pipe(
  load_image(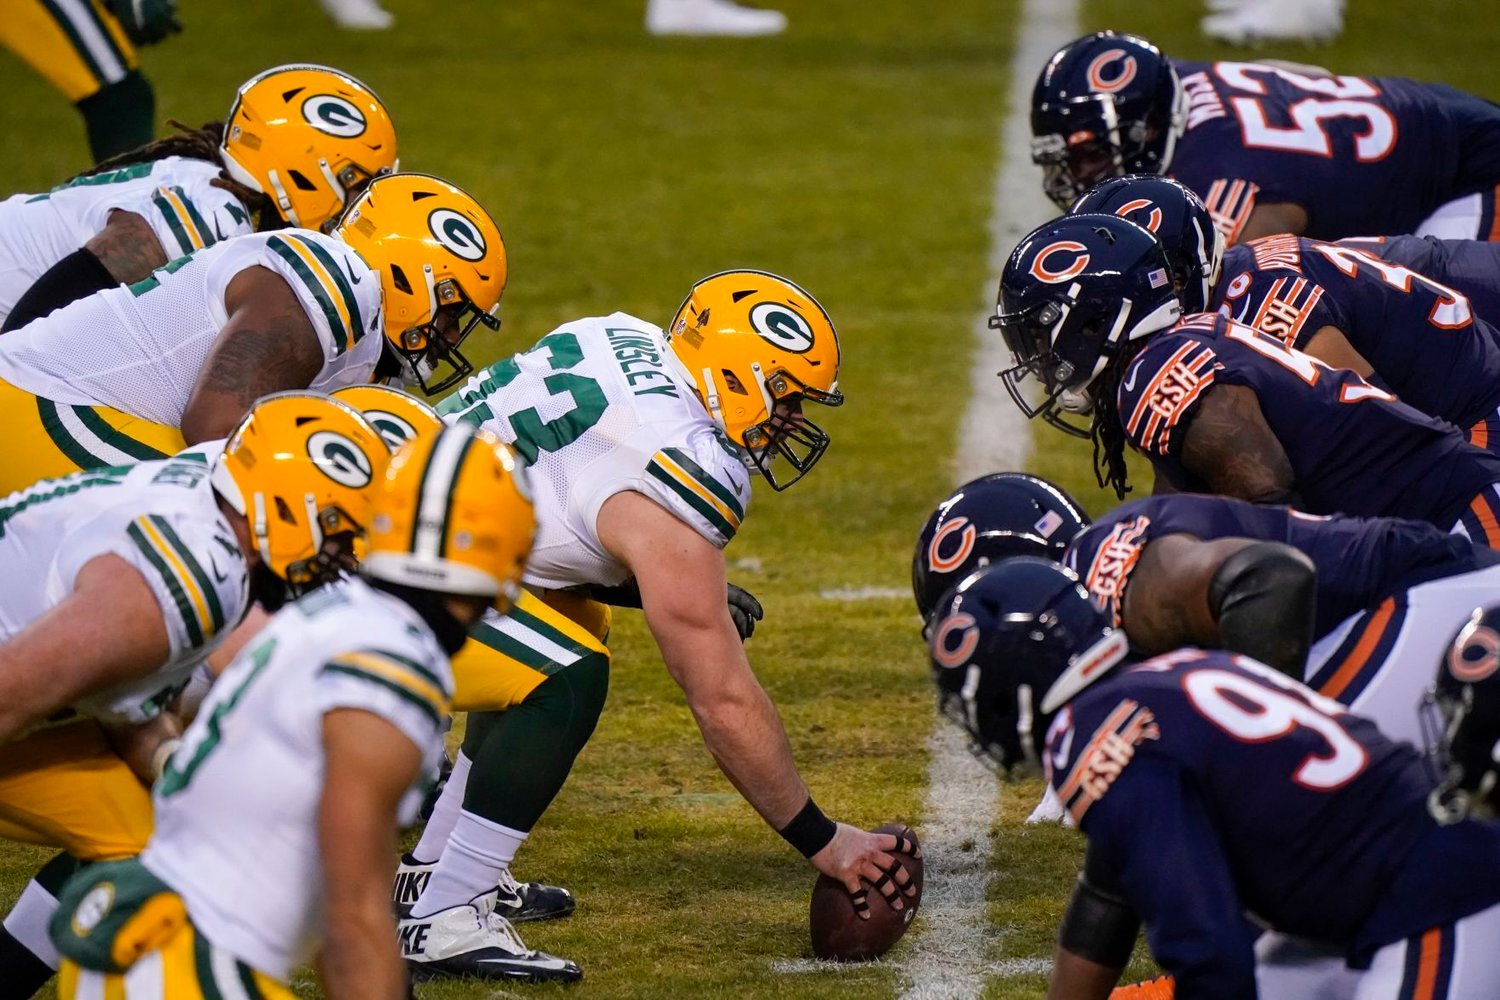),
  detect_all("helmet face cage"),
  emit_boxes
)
[992,293,1106,439]
[740,367,844,491]
[394,289,500,396]
[1425,610,1500,823]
